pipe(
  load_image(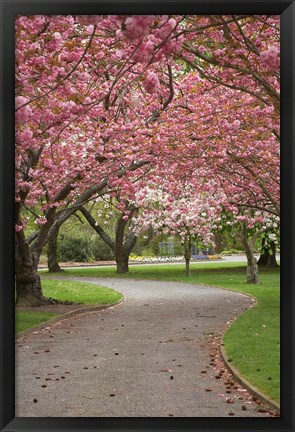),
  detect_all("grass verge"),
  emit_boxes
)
[16,279,124,333]
[42,262,280,403]
[42,279,123,305]
[16,311,58,333]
